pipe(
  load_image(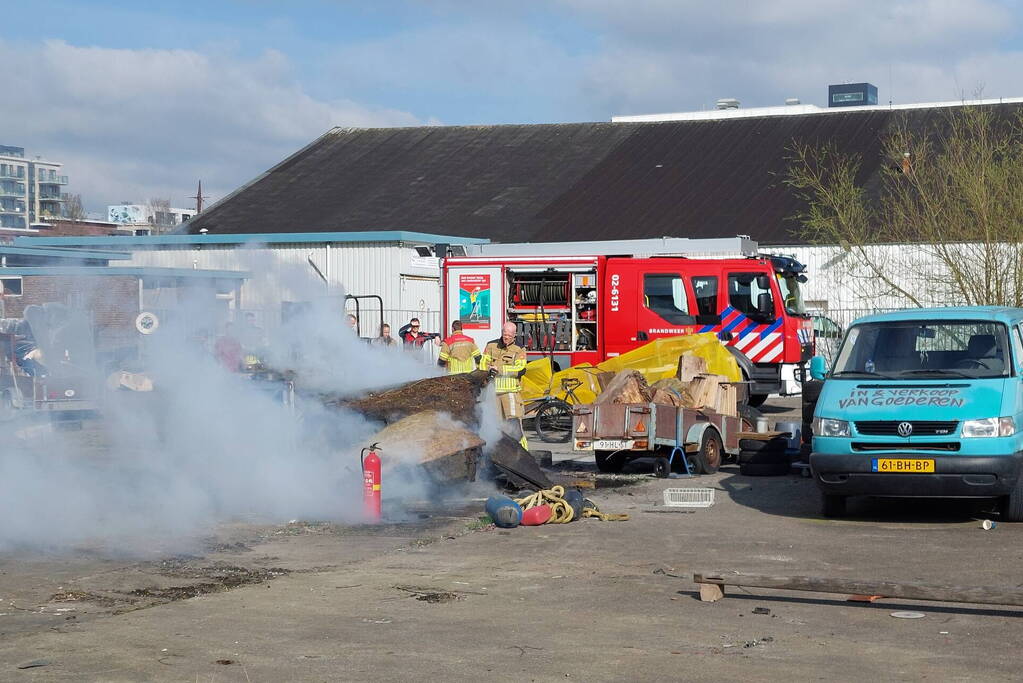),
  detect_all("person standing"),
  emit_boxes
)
[374,323,397,347]
[438,320,481,374]
[214,322,243,372]
[480,321,528,449]
[398,317,440,348]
